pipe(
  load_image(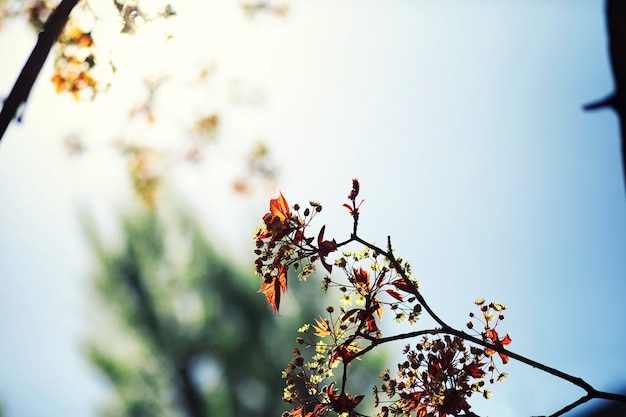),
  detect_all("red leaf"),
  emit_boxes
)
[485,328,512,364]
[485,328,498,342]
[386,289,404,301]
[358,308,379,333]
